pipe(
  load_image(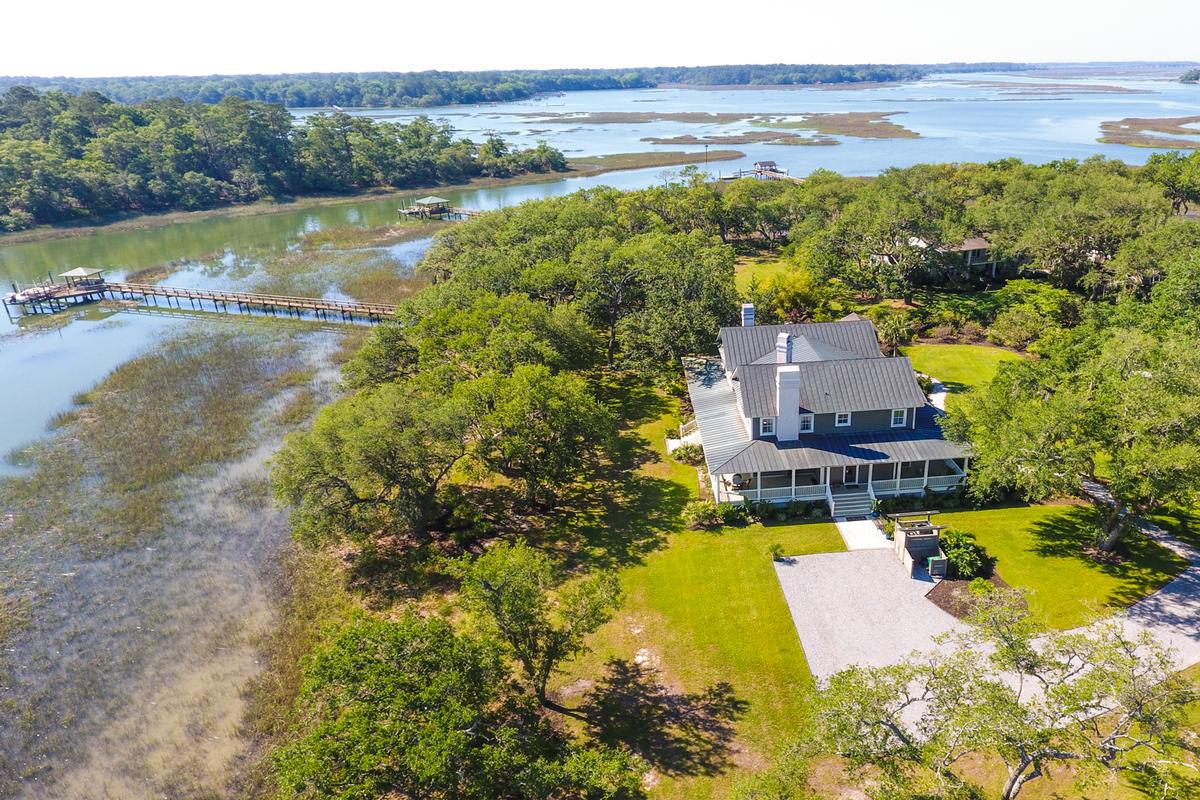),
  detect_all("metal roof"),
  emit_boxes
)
[734,357,928,417]
[748,334,860,365]
[687,358,967,475]
[710,409,969,474]
[58,267,104,278]
[684,357,753,475]
[718,320,882,371]
[414,195,449,205]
